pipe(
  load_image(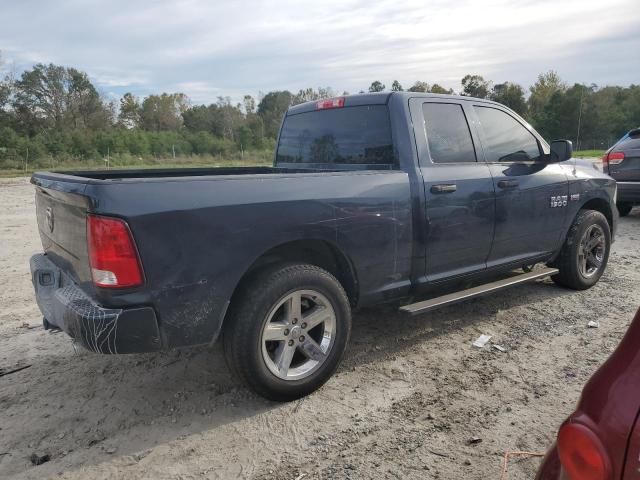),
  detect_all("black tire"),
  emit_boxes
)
[222,263,351,401]
[617,203,633,217]
[551,209,611,290]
